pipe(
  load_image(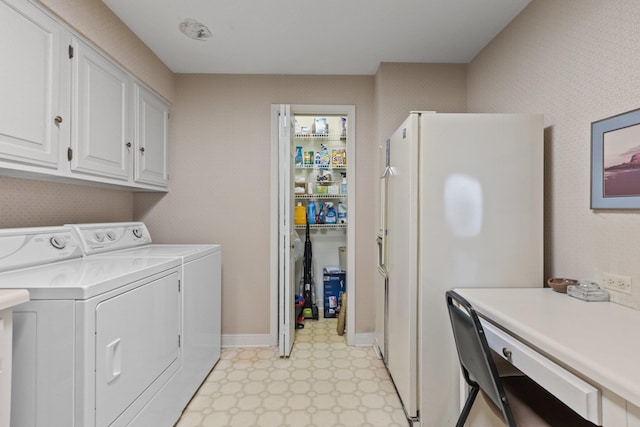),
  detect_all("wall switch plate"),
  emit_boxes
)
[602,272,632,295]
